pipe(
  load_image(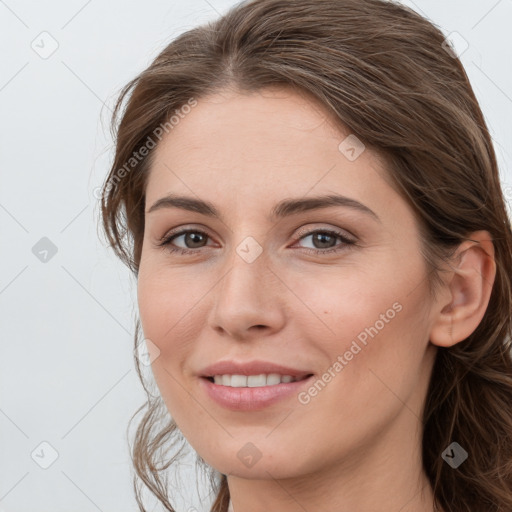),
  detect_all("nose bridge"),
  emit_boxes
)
[217,243,272,310]
[208,241,285,337]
